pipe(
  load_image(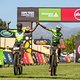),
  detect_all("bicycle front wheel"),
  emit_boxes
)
[14,52,23,75]
[19,66,23,75]
[51,55,57,76]
[14,53,19,75]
